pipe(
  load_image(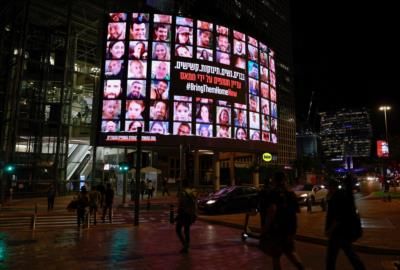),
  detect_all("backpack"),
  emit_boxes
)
[179,191,198,224]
